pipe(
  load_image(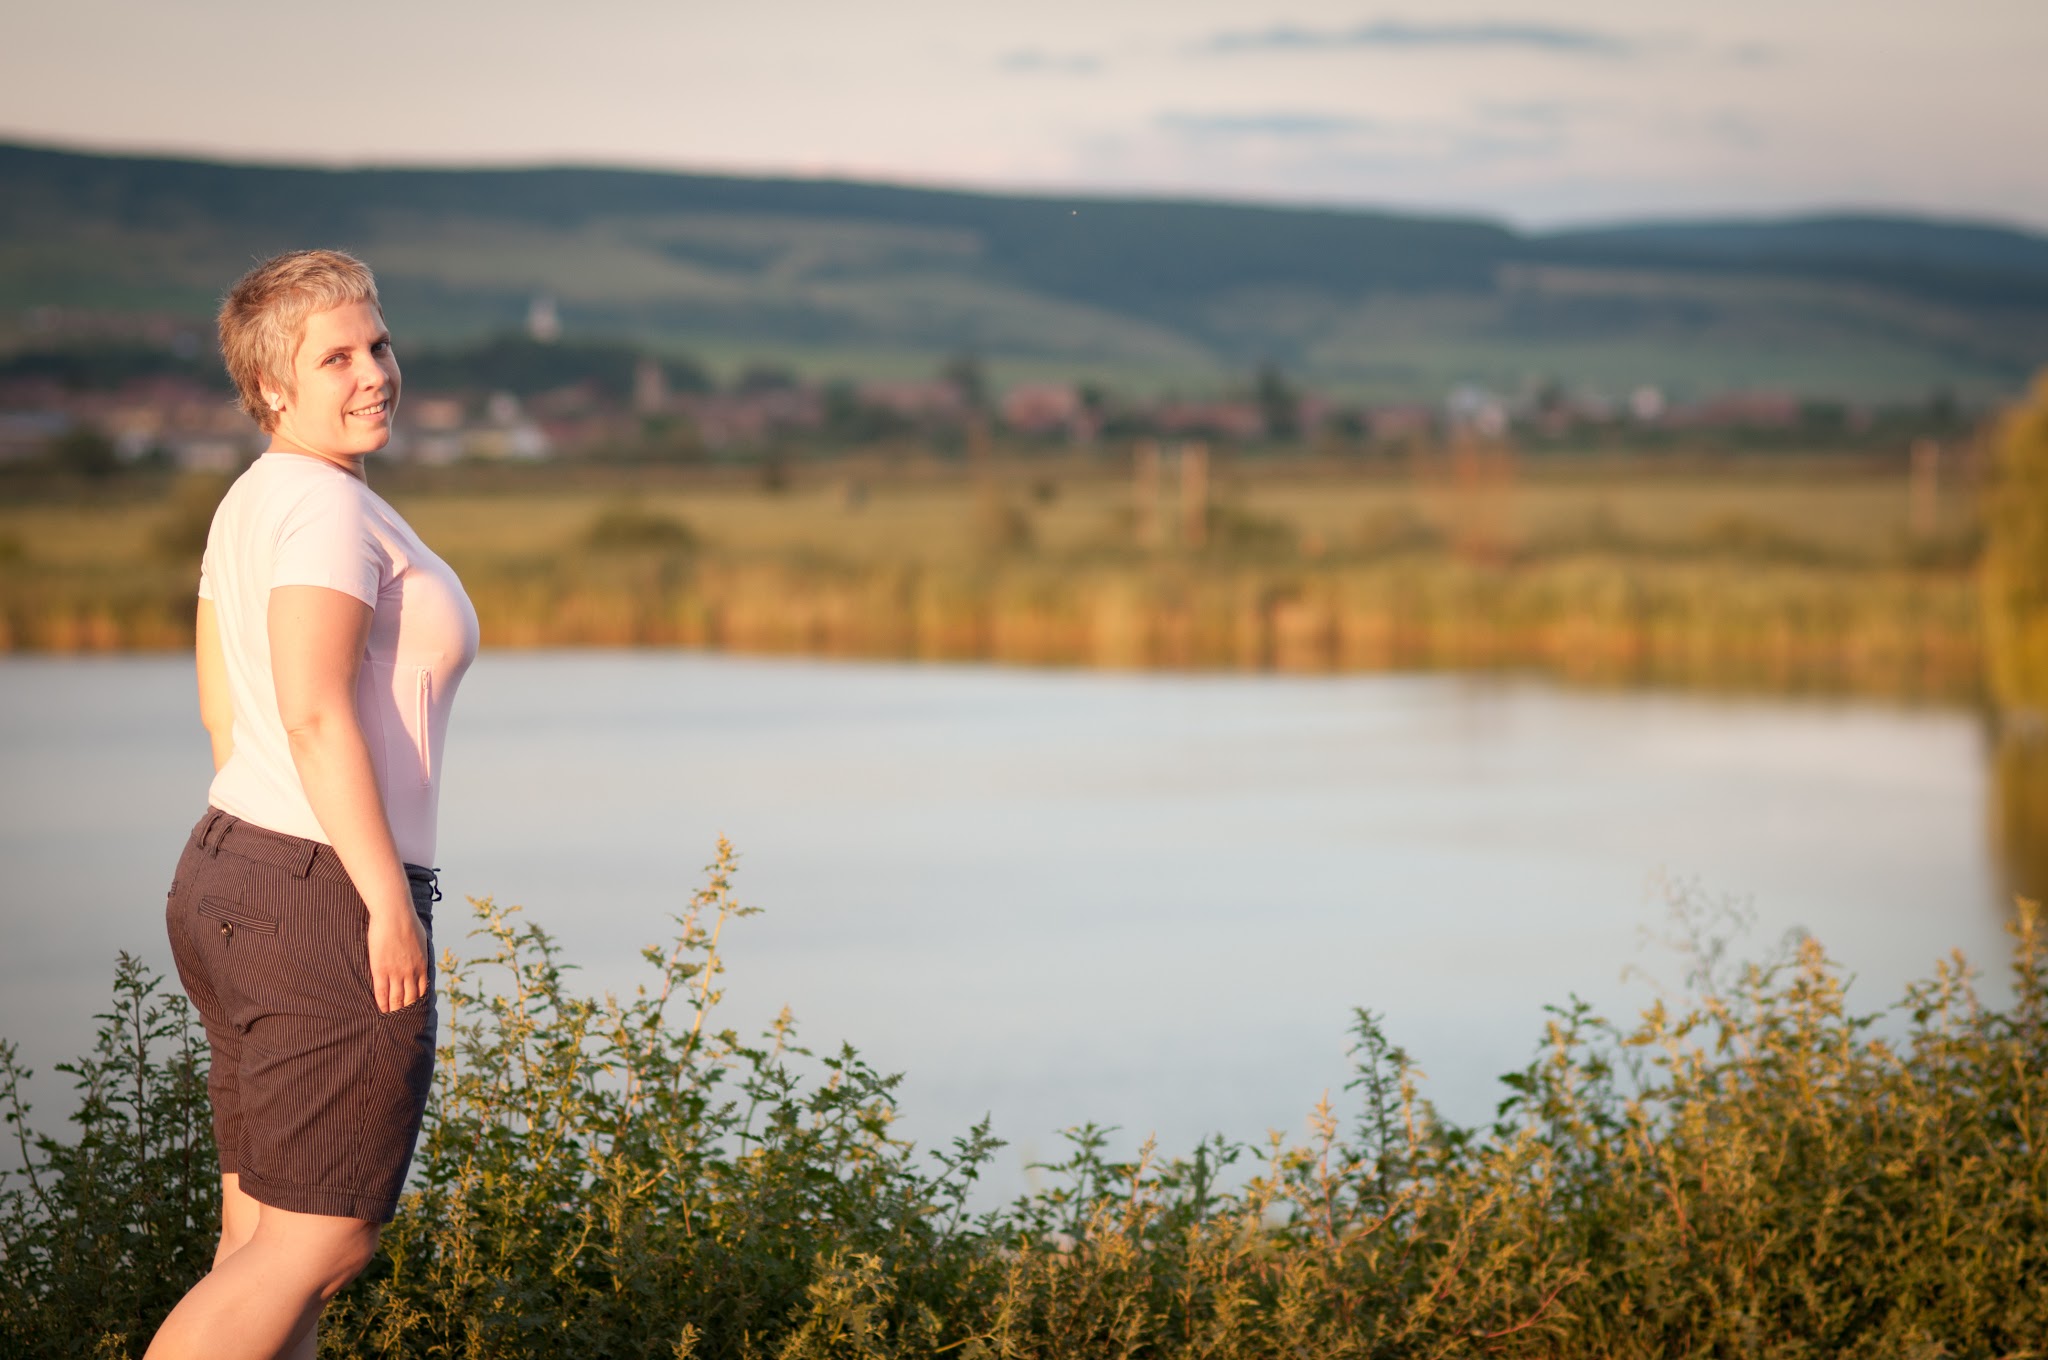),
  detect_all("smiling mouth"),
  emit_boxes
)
[349,400,389,417]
